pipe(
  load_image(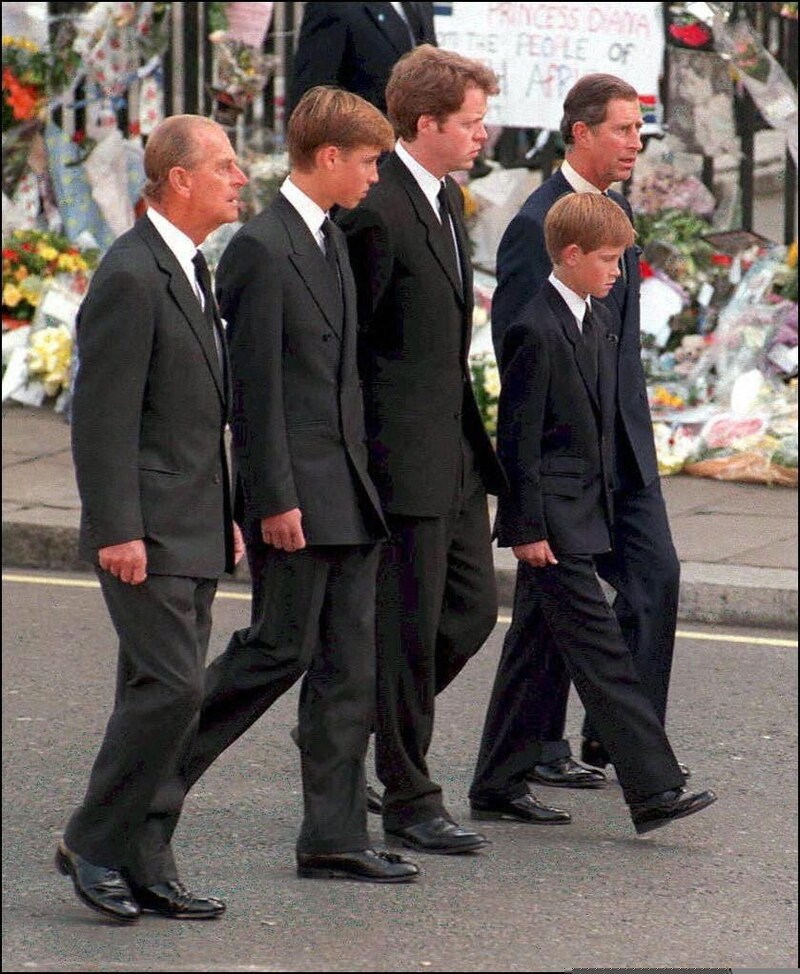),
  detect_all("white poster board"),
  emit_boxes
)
[433,2,665,130]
